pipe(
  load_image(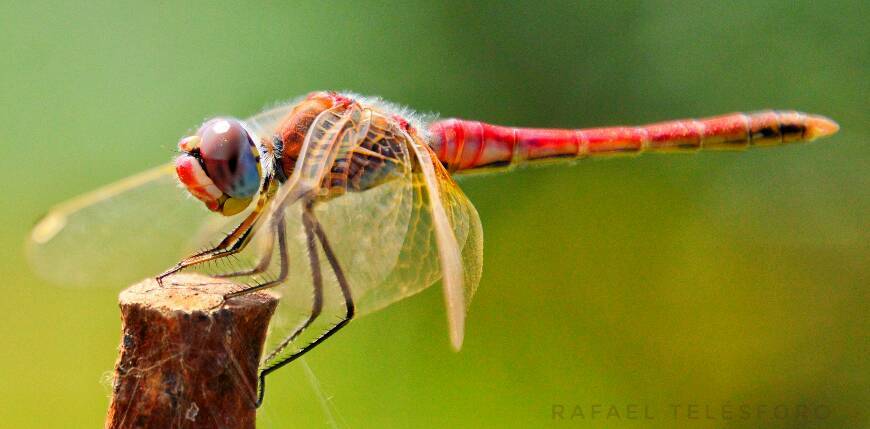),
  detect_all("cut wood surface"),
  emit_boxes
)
[105,273,278,429]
